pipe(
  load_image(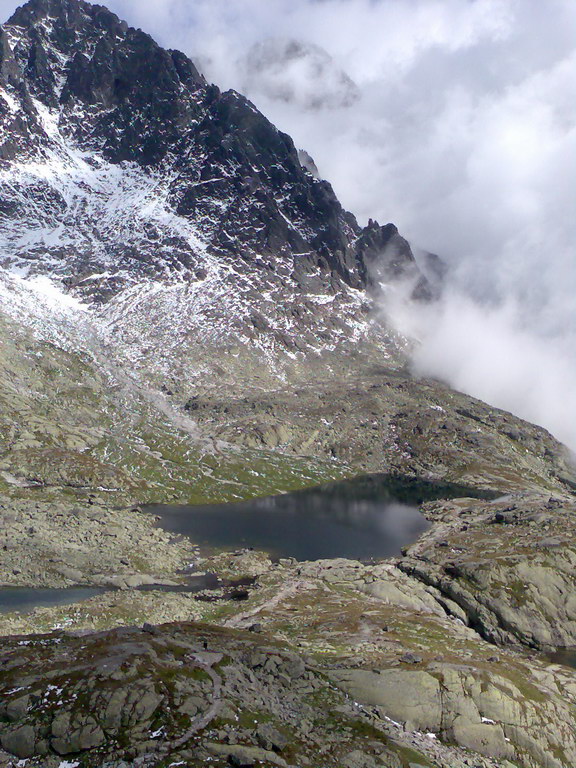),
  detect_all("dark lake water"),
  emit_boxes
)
[0,573,222,613]
[0,574,222,615]
[545,649,576,669]
[148,474,494,562]
[0,476,494,615]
